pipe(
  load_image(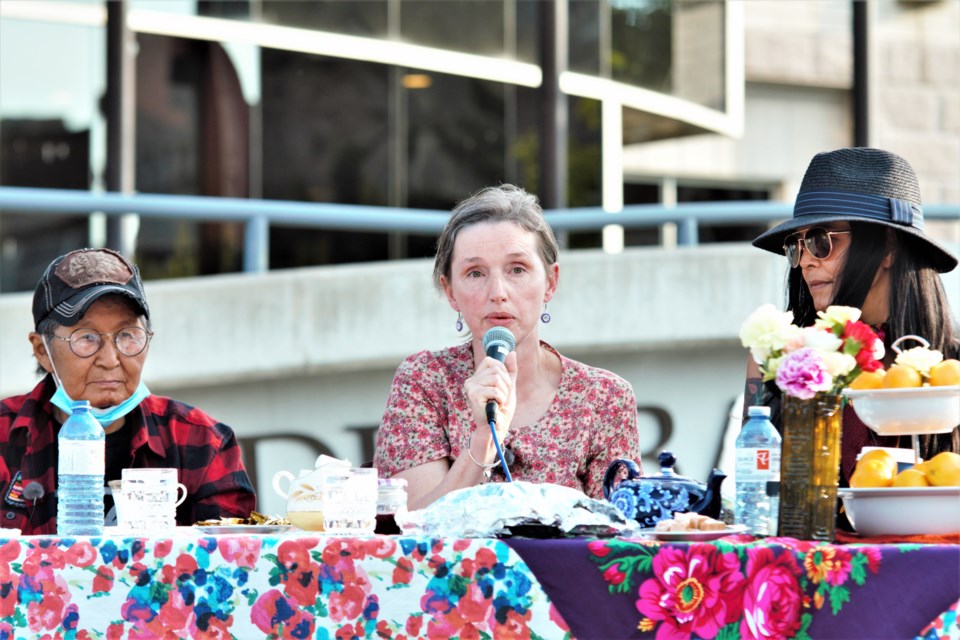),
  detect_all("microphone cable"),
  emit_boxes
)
[489,419,513,482]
